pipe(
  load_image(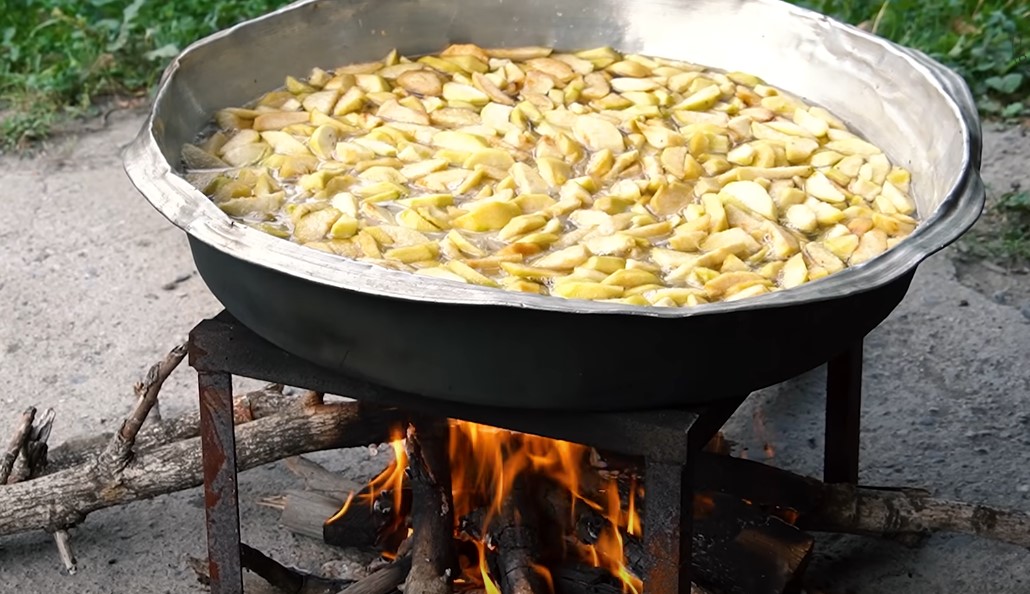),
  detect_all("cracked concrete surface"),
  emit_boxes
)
[0,110,1027,593]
